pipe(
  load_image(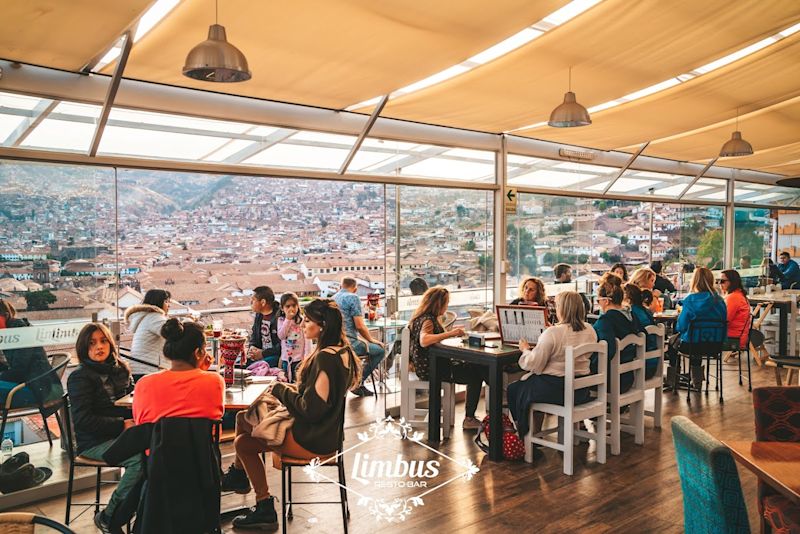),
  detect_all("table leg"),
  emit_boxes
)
[428,353,442,445]
[488,361,503,461]
[779,304,788,357]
